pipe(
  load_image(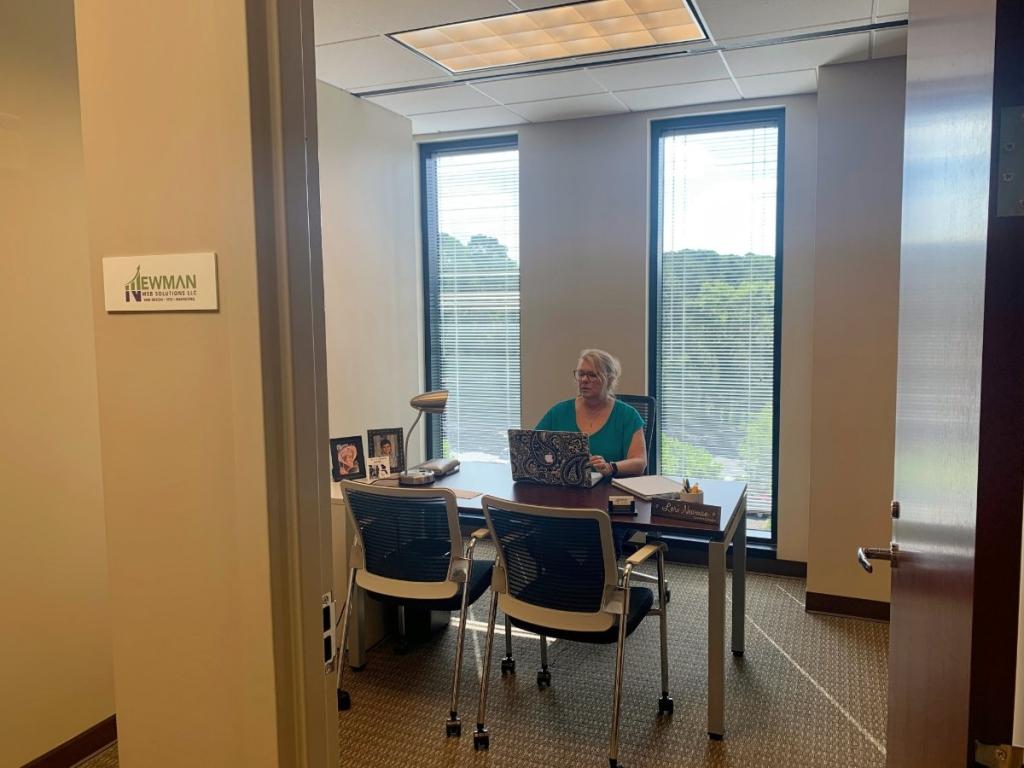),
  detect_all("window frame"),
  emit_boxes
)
[648,109,785,544]
[419,134,521,460]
